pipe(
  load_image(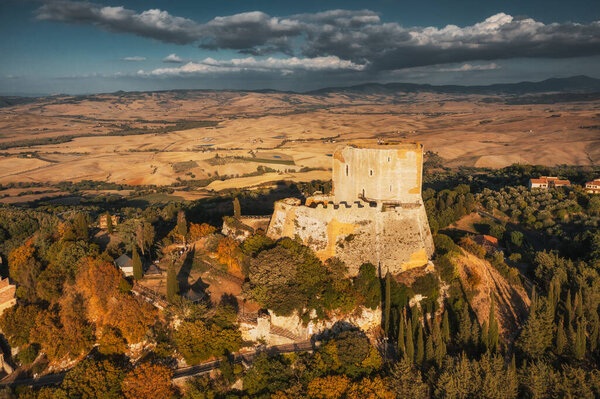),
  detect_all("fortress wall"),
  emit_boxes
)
[332,143,423,203]
[267,200,434,276]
